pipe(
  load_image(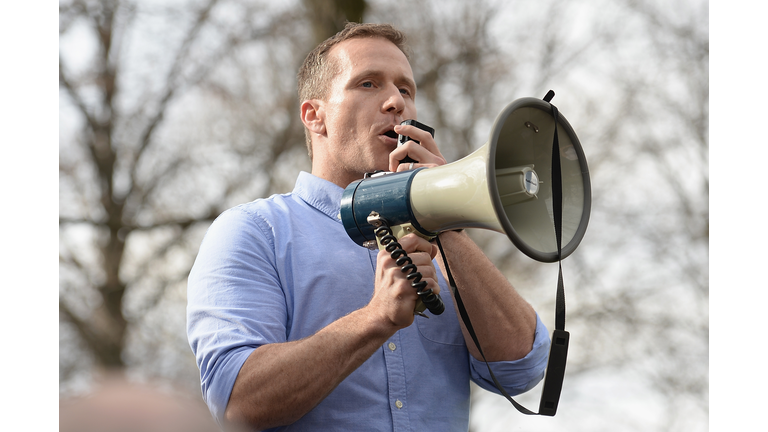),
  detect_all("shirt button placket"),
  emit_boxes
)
[383,332,410,431]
